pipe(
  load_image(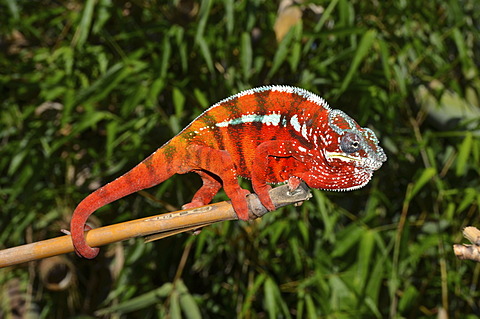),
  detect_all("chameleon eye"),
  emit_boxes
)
[340,132,362,154]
